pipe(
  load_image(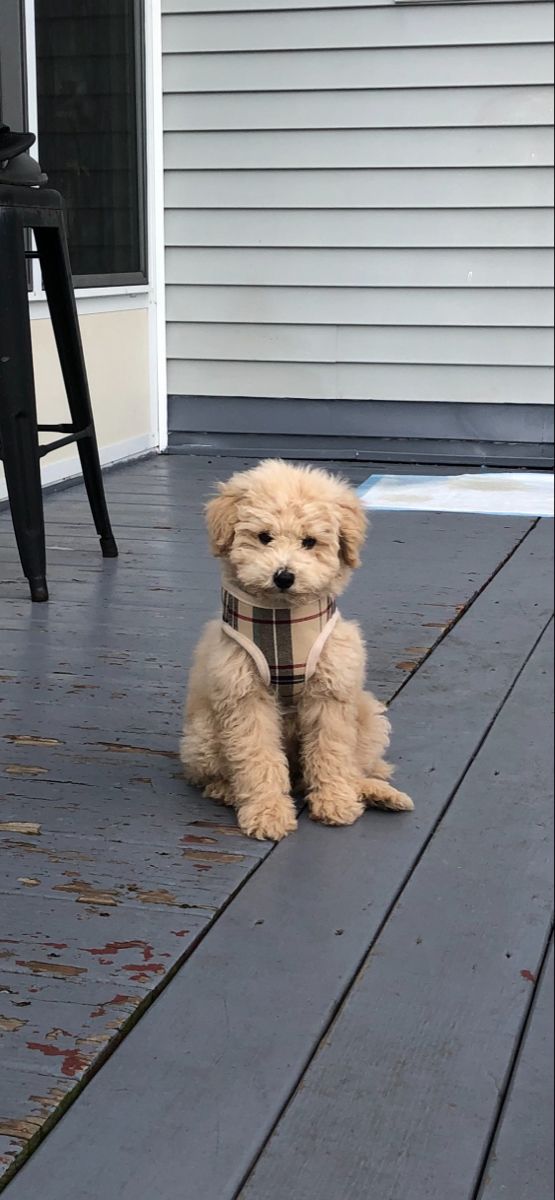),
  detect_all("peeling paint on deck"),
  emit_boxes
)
[0,823,41,835]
